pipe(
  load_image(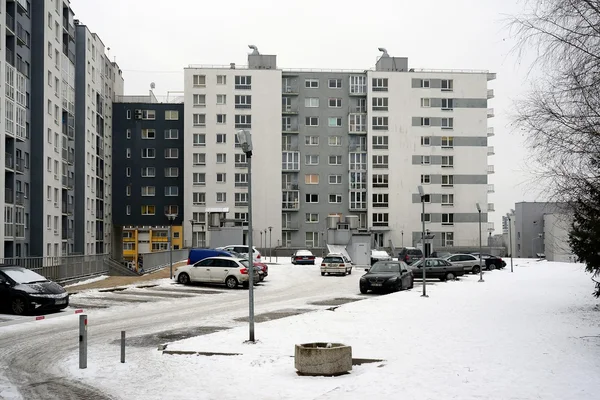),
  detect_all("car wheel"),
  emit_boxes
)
[360,286,368,294]
[11,296,29,315]
[472,266,481,274]
[395,281,403,292]
[321,272,325,276]
[347,268,352,275]
[178,273,190,285]
[225,276,238,289]
[446,272,455,281]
